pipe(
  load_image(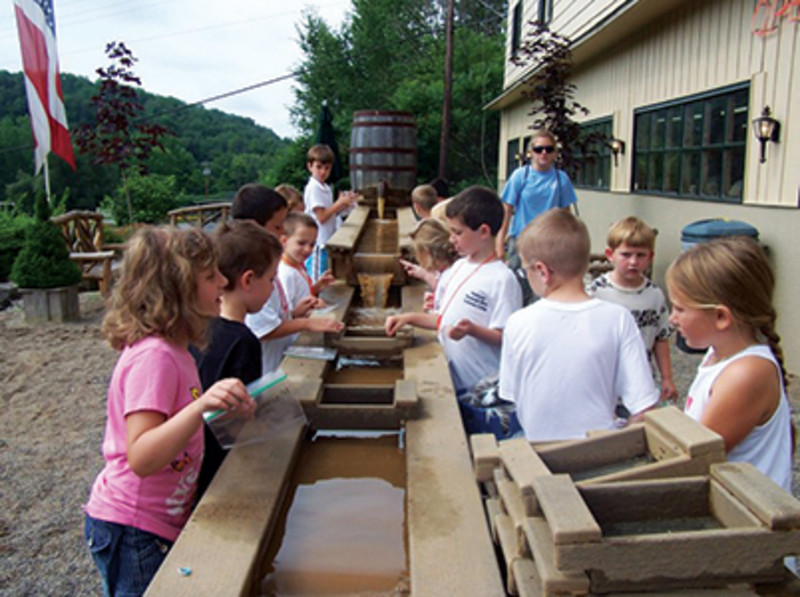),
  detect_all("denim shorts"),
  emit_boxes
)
[84,514,172,597]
